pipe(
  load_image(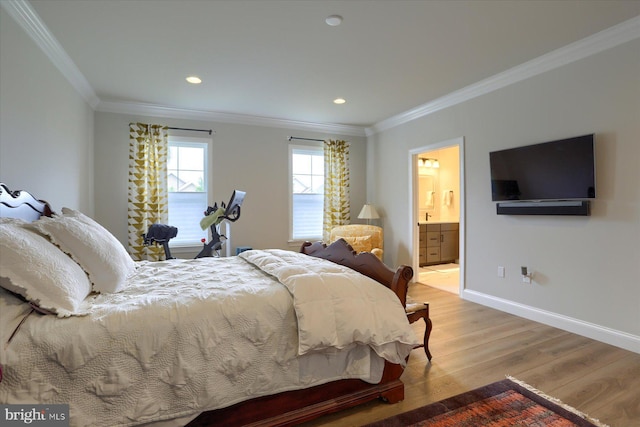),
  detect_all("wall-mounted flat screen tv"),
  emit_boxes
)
[490,134,595,202]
